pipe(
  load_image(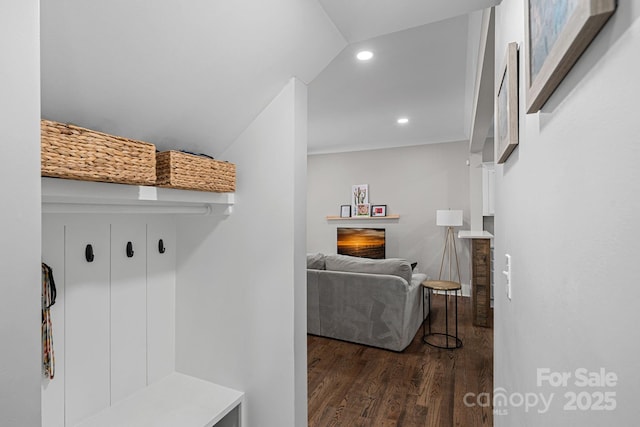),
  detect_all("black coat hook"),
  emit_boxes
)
[85,244,94,263]
[158,239,166,254]
[126,241,134,258]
